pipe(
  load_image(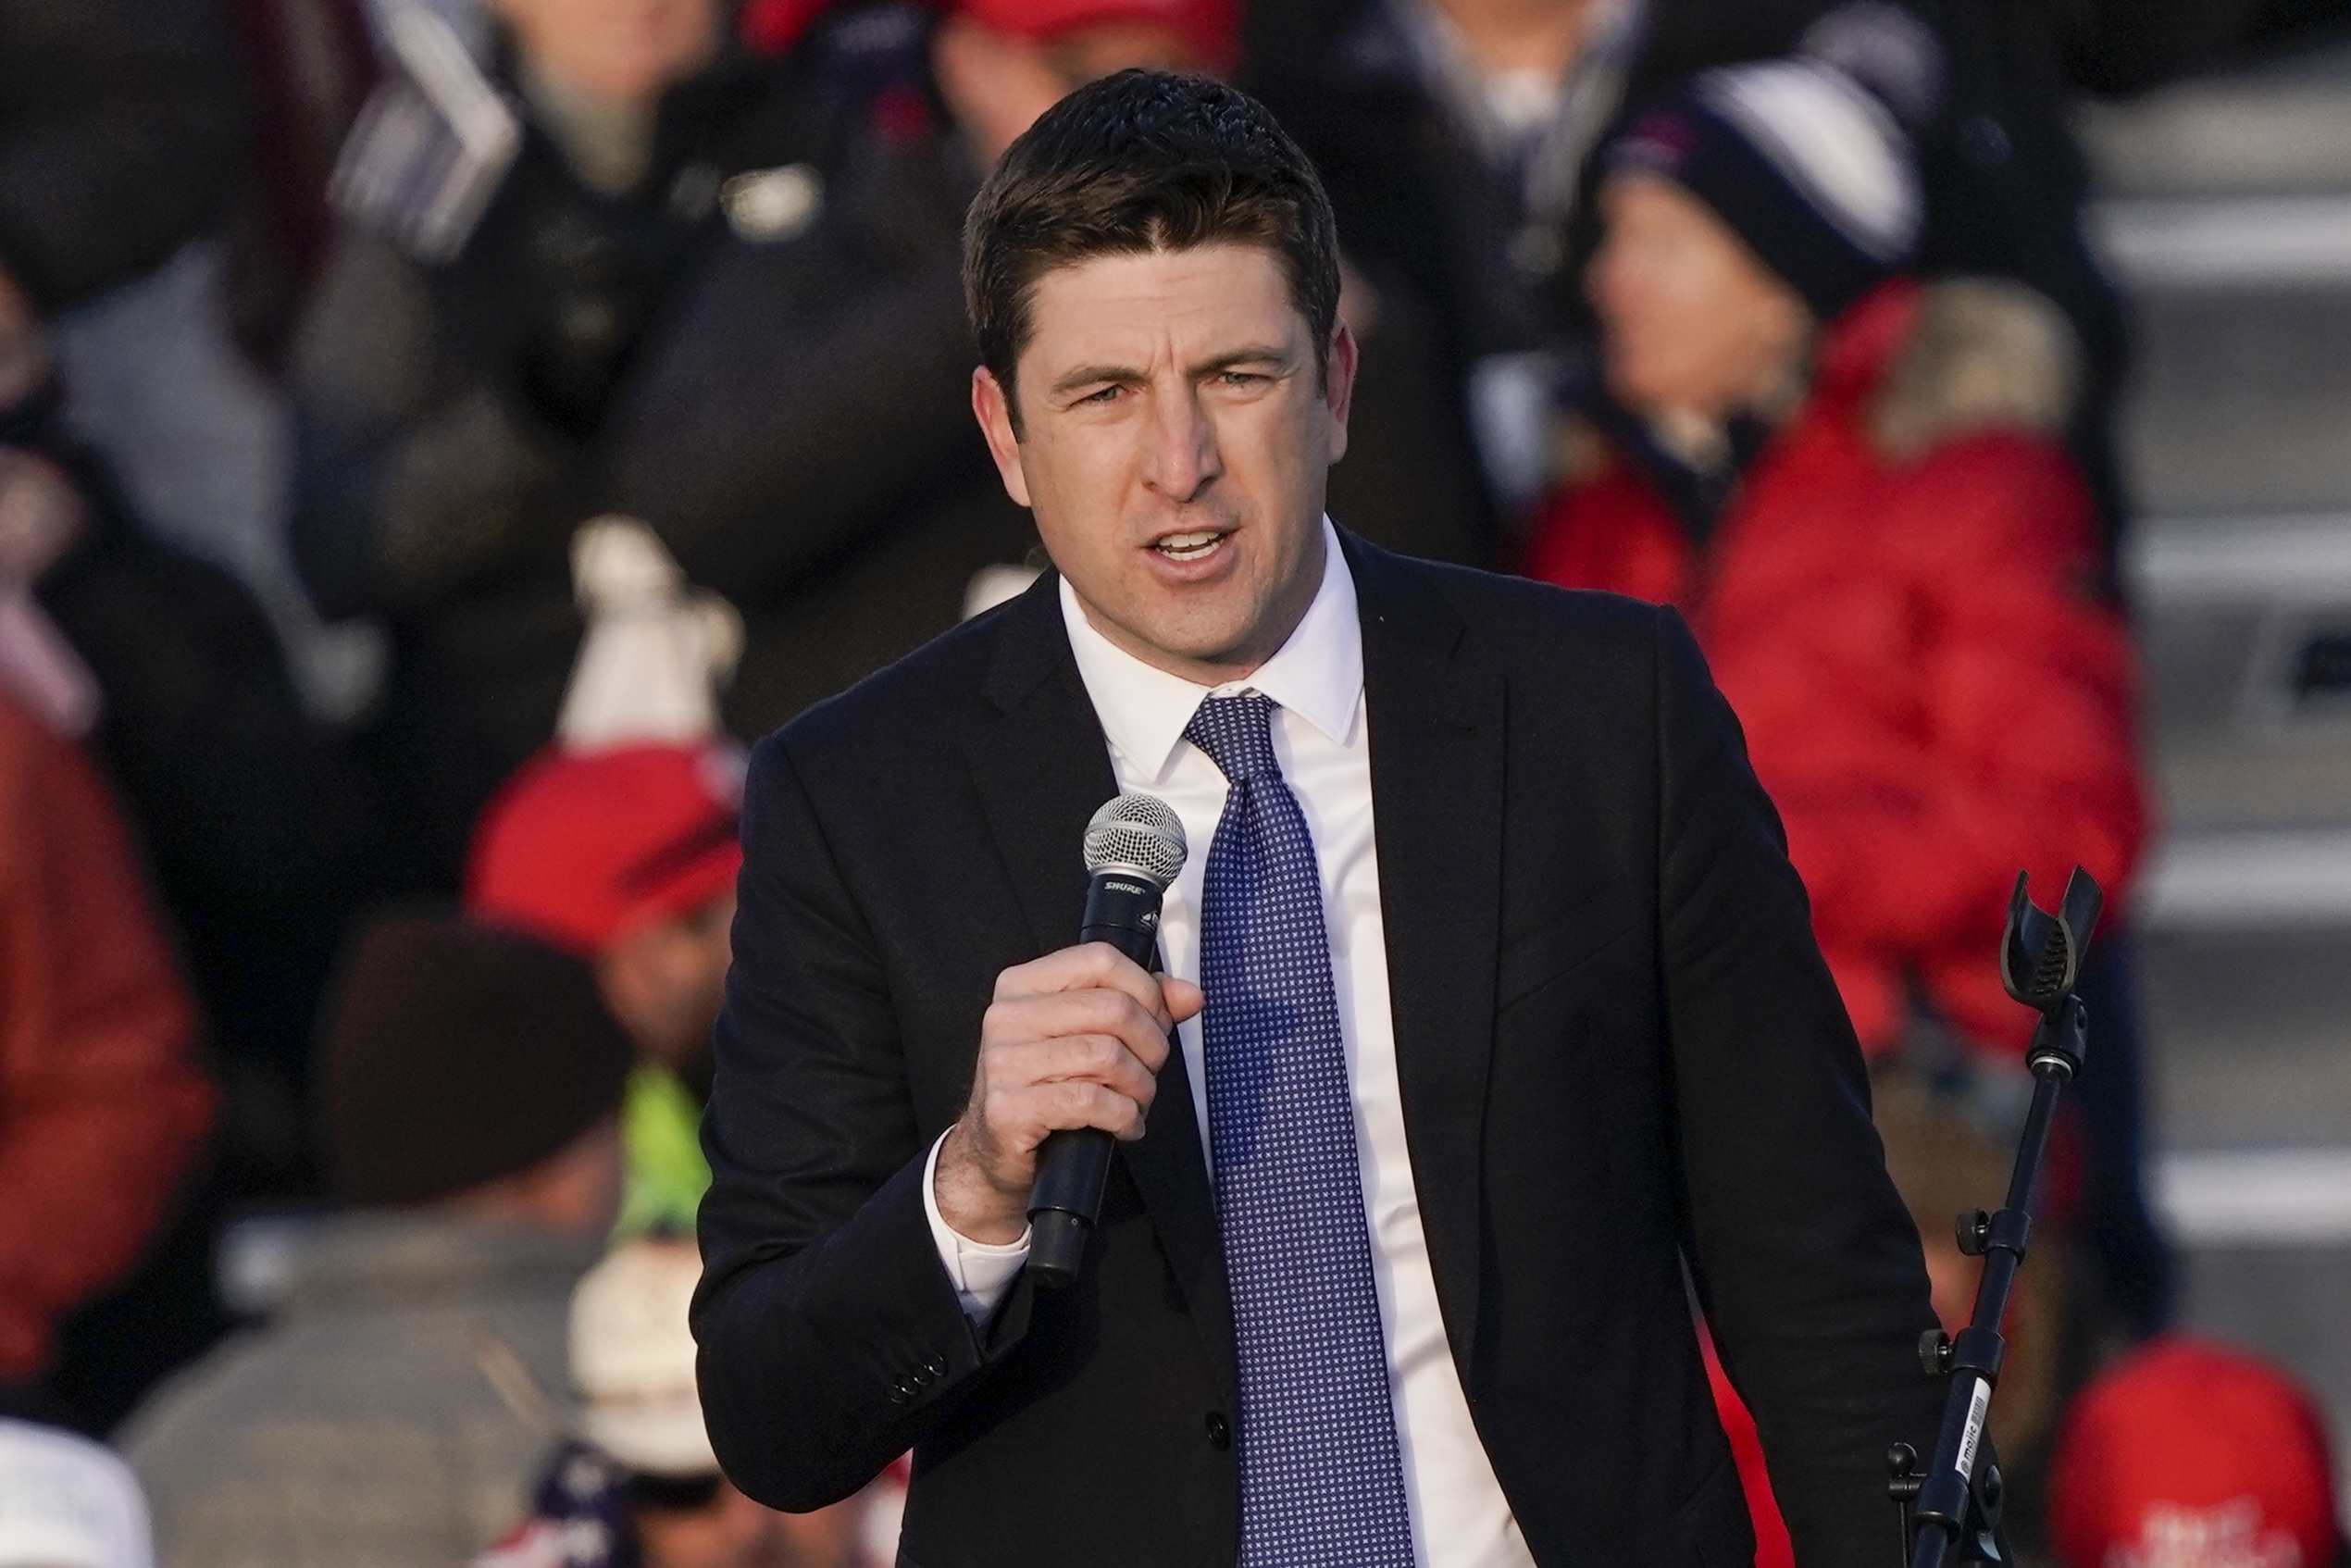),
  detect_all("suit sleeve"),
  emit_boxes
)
[693,735,1036,1511]
[1648,604,1946,1568]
